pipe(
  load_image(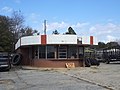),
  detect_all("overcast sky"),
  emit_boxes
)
[0,0,120,43]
